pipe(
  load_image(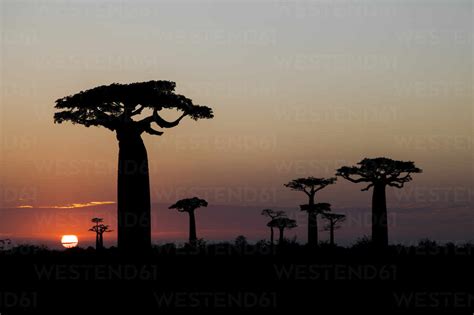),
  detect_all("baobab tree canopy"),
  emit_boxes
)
[54,80,214,132]
[336,157,422,191]
[261,209,286,219]
[284,177,336,195]
[300,202,331,213]
[322,212,346,223]
[267,217,297,230]
[169,197,208,212]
